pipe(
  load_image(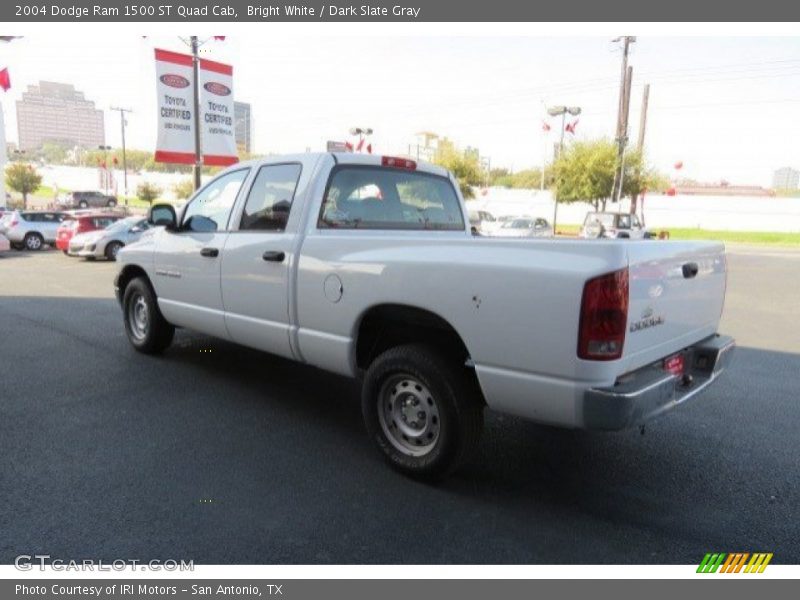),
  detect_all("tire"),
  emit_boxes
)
[361,343,483,480]
[107,199,117,208]
[105,241,123,261]
[62,250,69,255]
[122,277,175,354]
[24,232,44,251]
[79,200,88,208]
